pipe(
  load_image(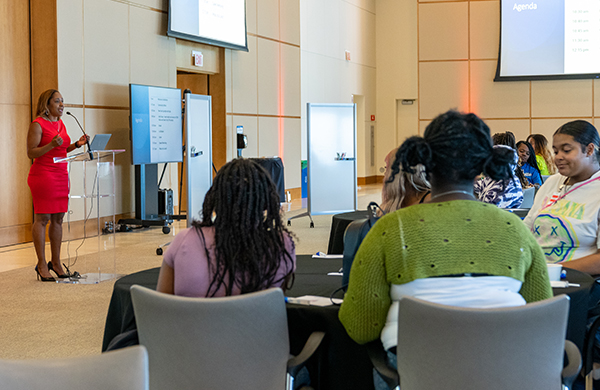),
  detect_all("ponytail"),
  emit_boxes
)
[389,136,433,184]
[482,145,516,182]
